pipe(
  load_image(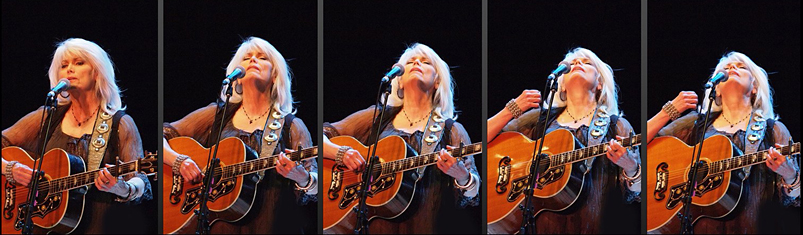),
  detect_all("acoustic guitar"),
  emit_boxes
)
[487,130,641,234]
[646,135,800,233]
[162,136,317,234]
[322,135,482,234]
[1,147,157,234]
